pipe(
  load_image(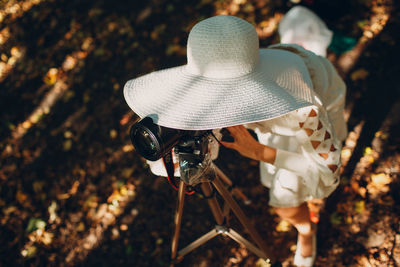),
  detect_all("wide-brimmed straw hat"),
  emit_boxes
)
[124,15,314,130]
